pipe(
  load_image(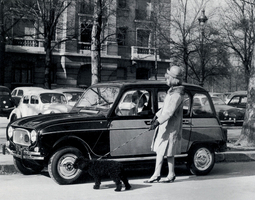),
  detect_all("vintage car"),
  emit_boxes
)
[53,87,84,106]
[227,91,247,109]
[4,81,227,185]
[191,95,245,125]
[8,89,72,122]
[0,86,16,118]
[11,86,44,106]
